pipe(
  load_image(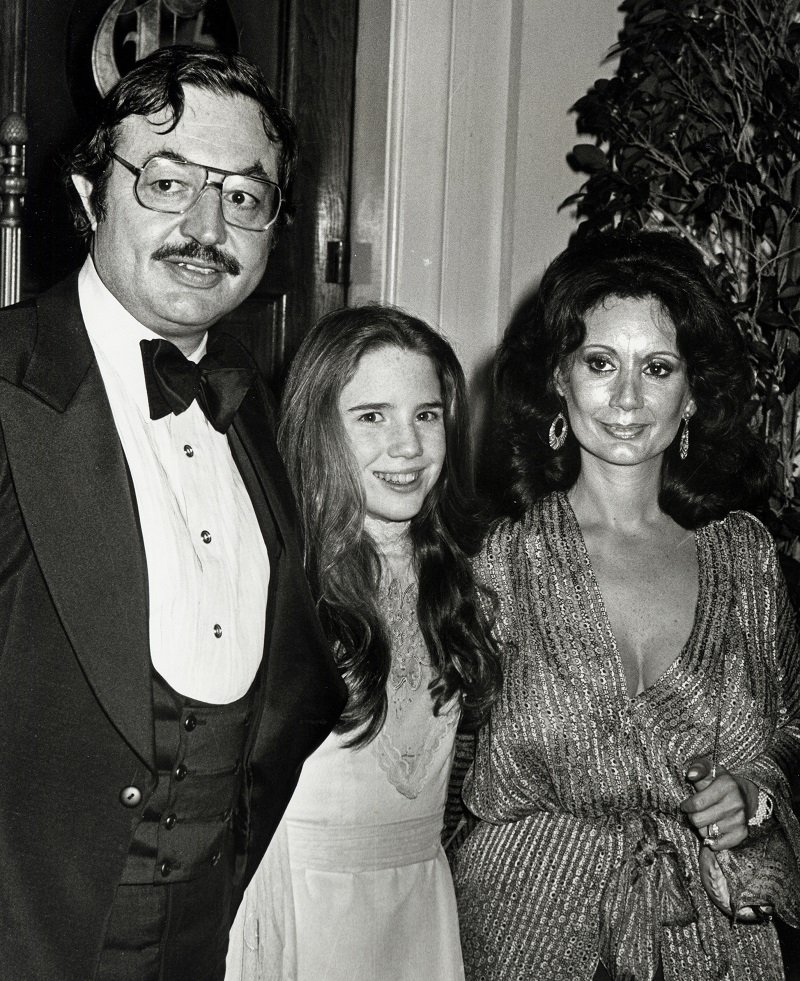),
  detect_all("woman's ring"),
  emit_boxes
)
[709,822,720,839]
